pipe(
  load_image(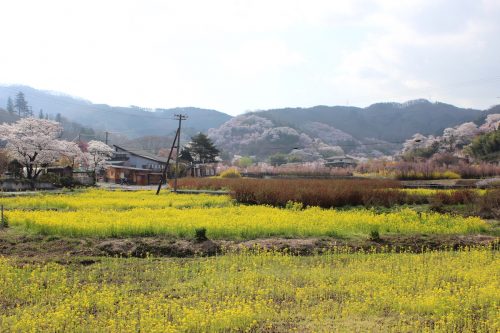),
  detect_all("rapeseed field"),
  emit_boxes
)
[2,190,489,238]
[0,249,497,332]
